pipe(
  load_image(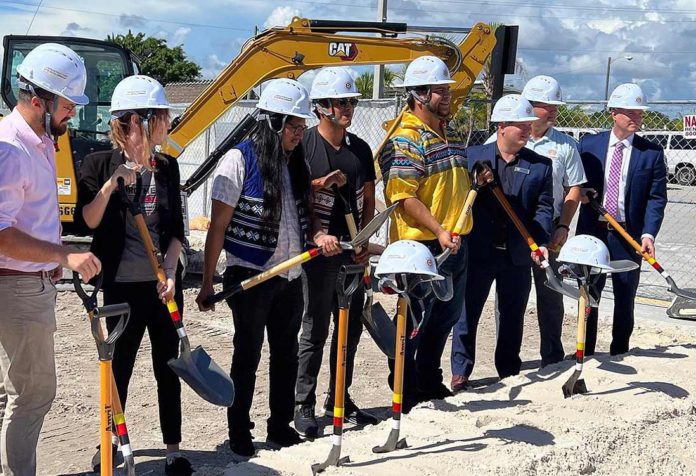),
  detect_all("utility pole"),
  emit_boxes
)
[373,0,387,99]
